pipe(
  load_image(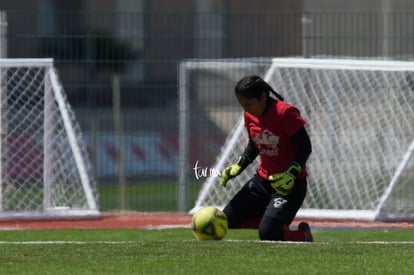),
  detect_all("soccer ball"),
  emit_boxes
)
[191,206,228,240]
